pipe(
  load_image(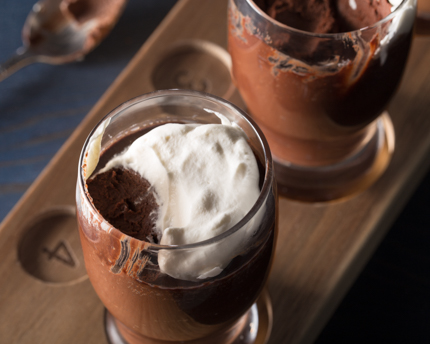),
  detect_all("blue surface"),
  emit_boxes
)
[0,1,429,343]
[0,0,177,220]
